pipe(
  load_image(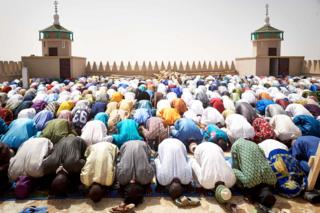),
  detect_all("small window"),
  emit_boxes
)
[43,42,46,47]
[268,48,277,56]
[49,48,58,56]
[62,41,66,49]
